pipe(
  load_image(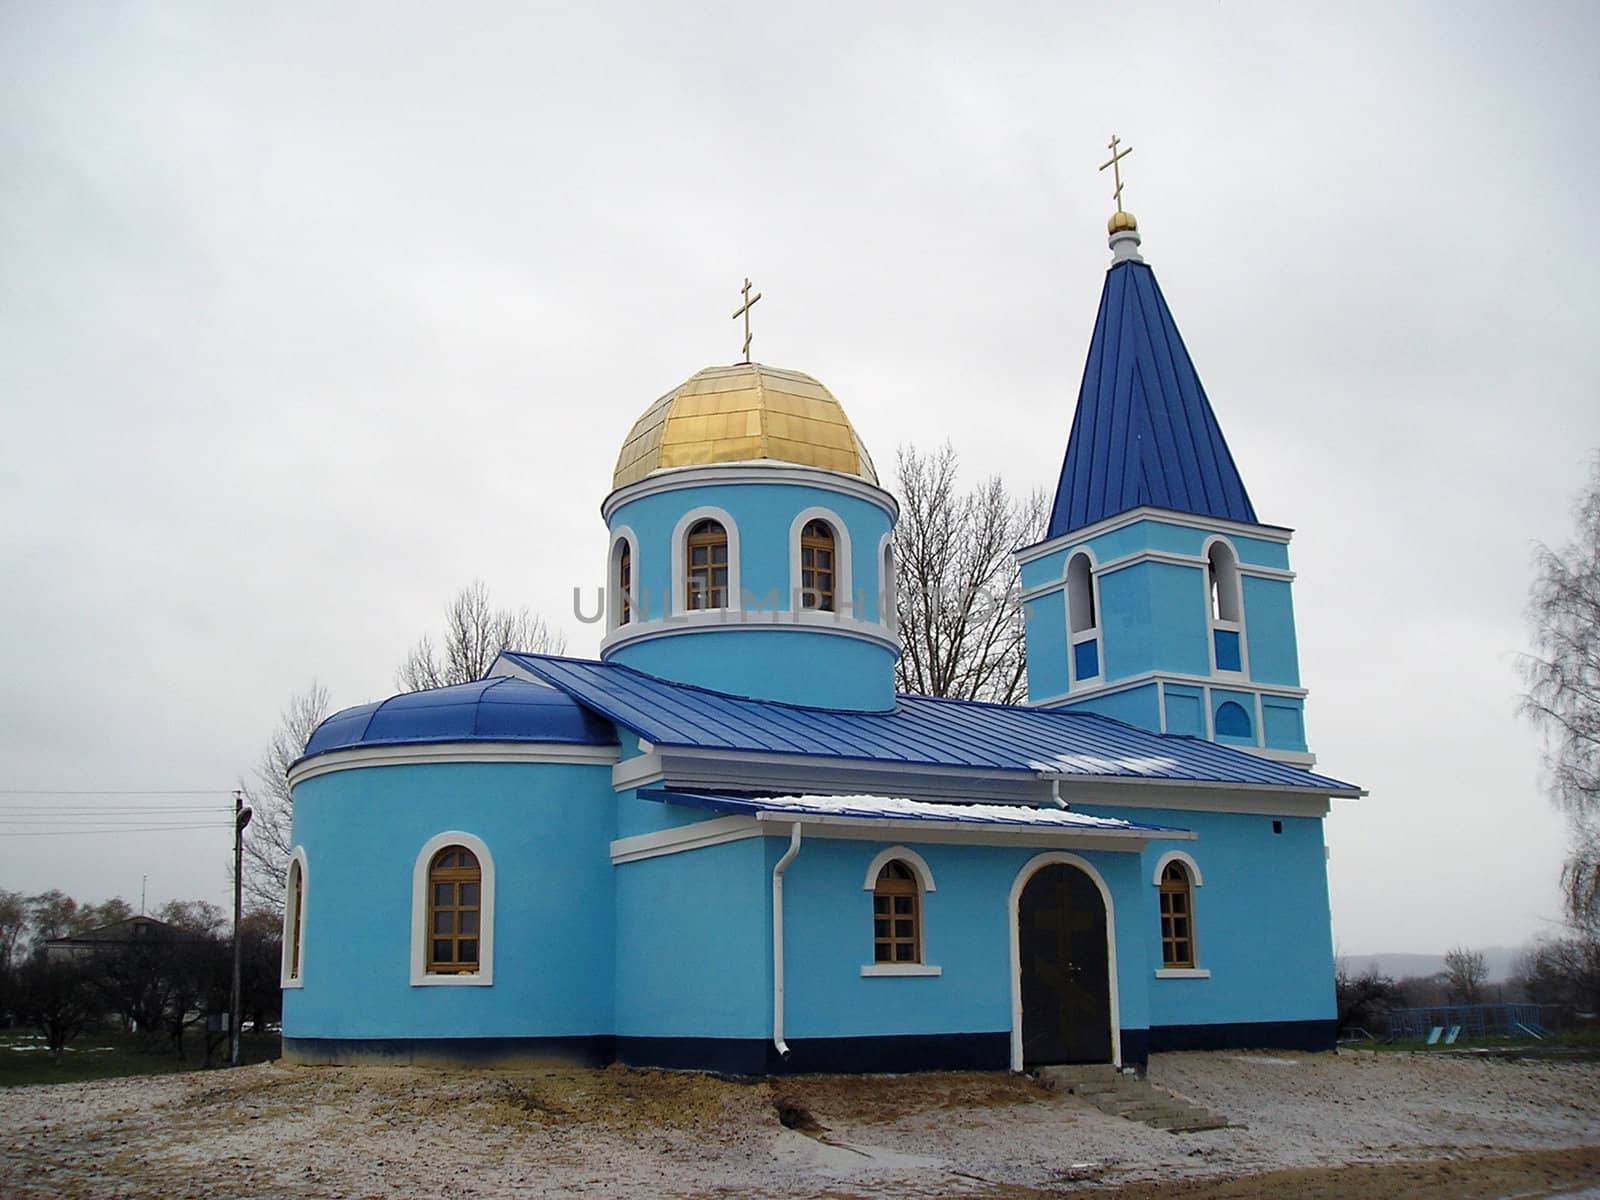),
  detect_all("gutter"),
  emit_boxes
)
[771,822,803,1061]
